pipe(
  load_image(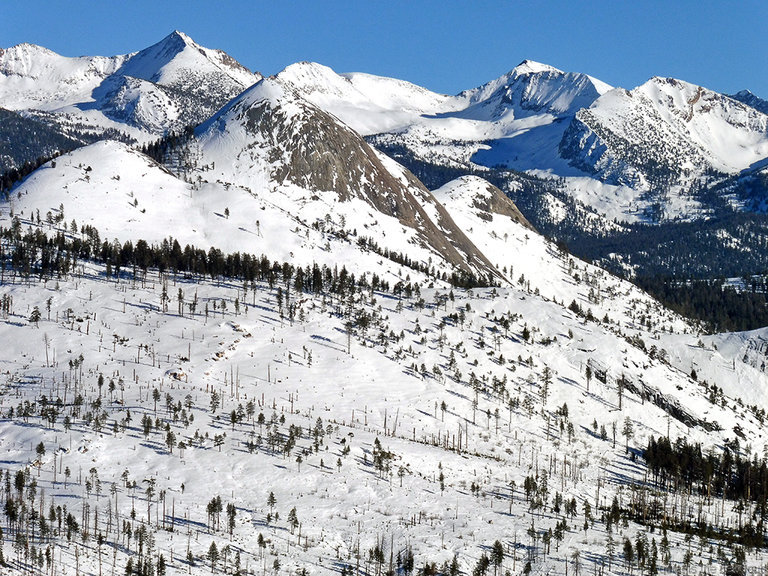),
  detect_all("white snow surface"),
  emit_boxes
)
[0,234,766,575]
